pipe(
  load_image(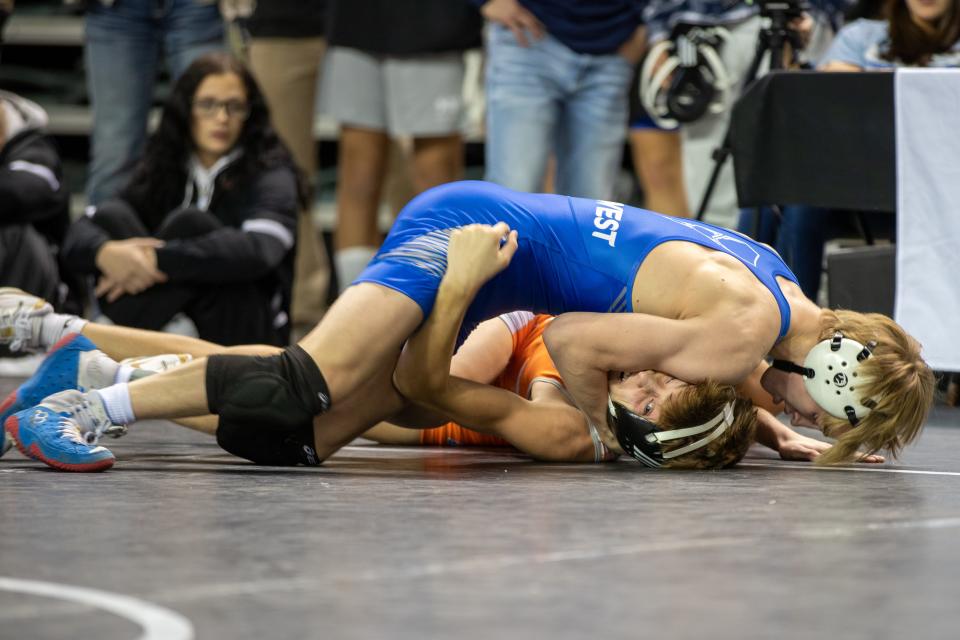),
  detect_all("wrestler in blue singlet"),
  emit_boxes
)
[355,181,799,343]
